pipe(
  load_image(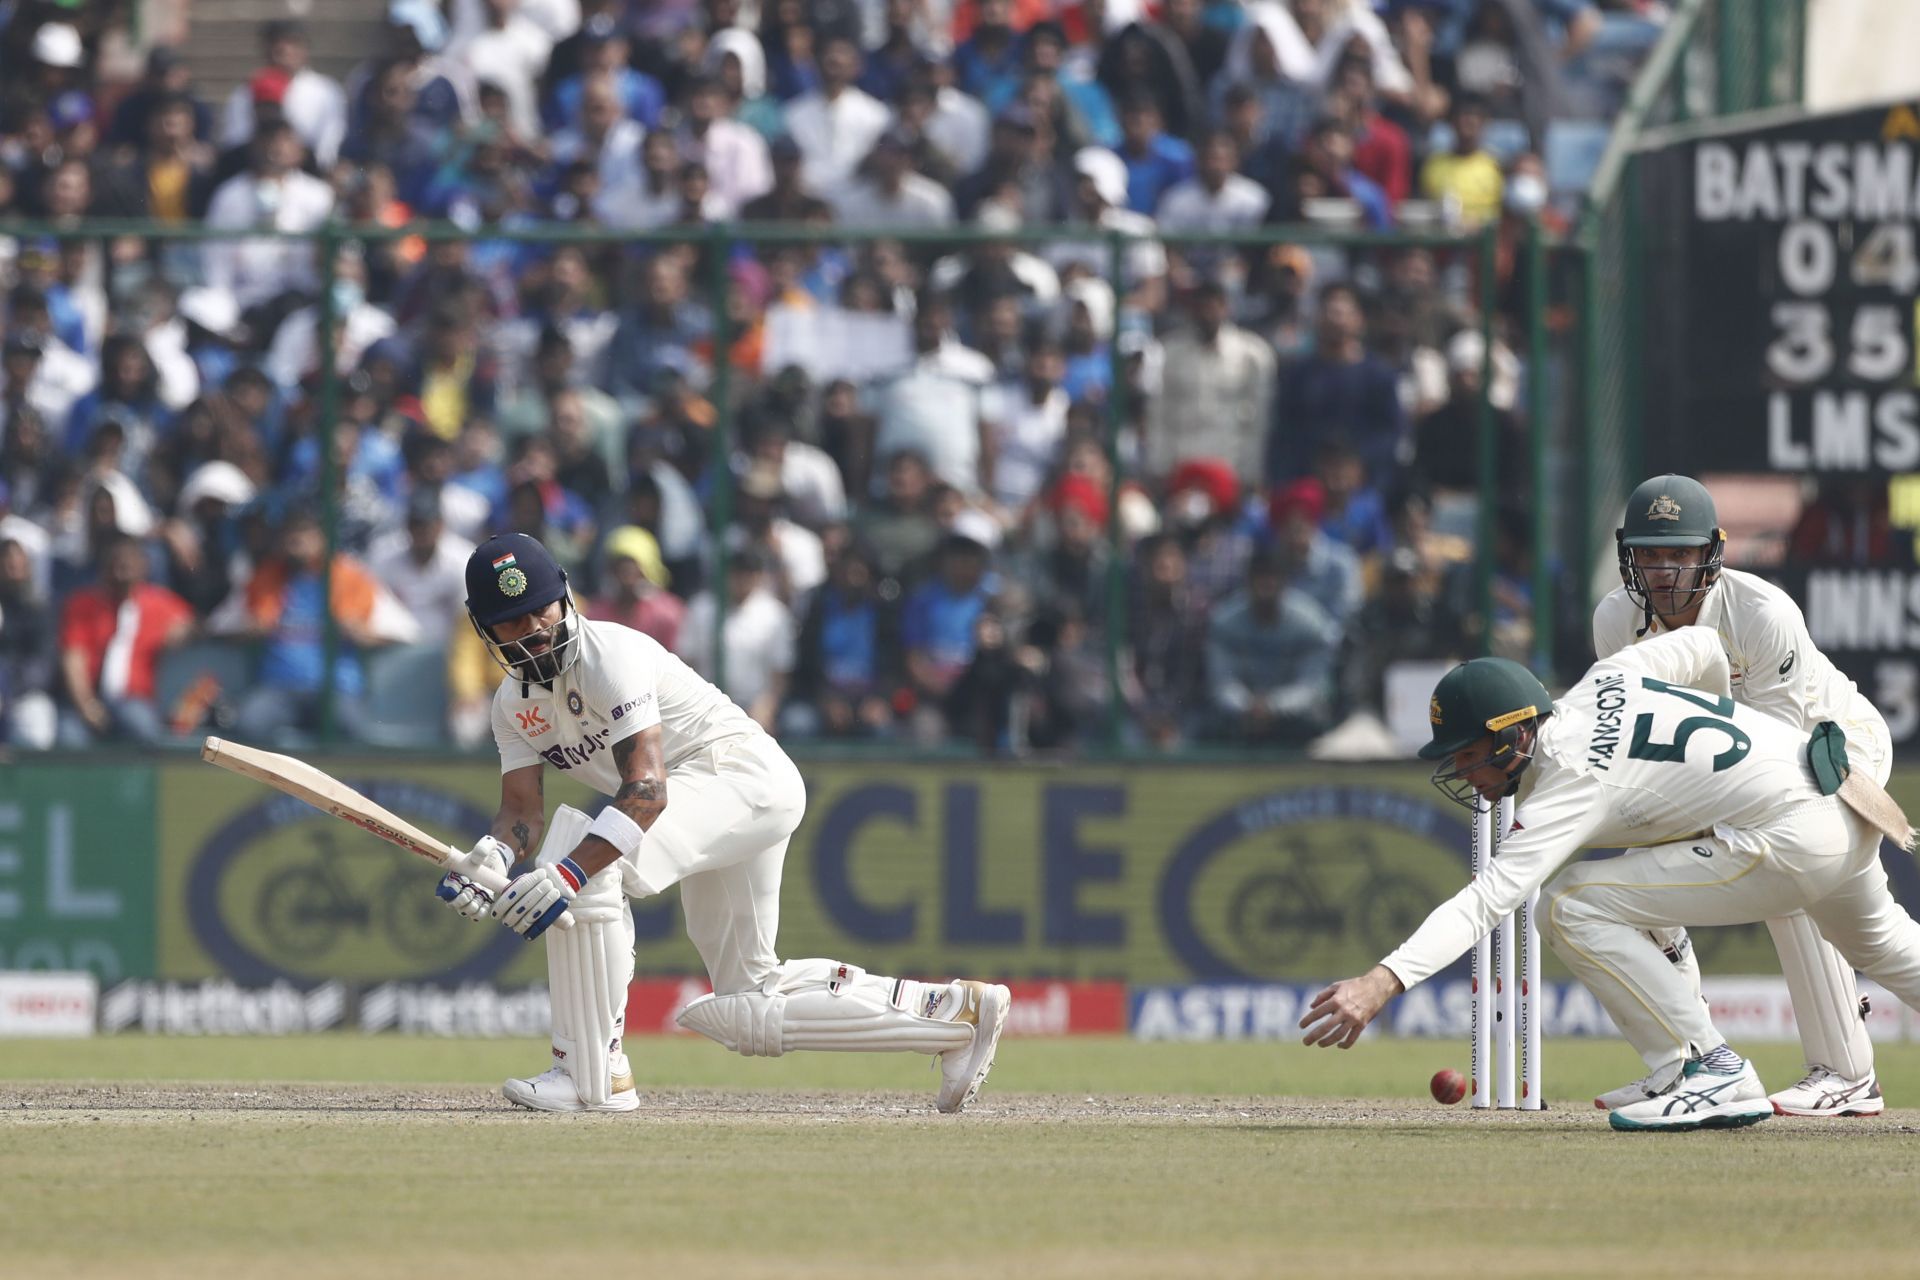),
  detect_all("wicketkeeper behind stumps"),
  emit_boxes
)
[436,532,1011,1113]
